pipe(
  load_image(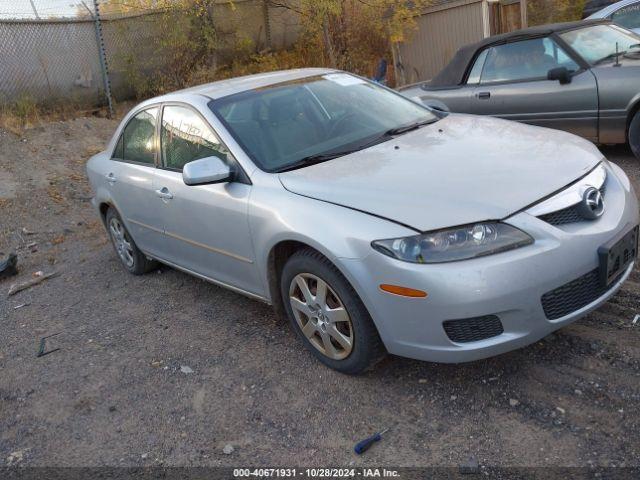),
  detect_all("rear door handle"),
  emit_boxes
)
[106,173,117,184]
[476,92,491,100]
[155,187,174,200]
